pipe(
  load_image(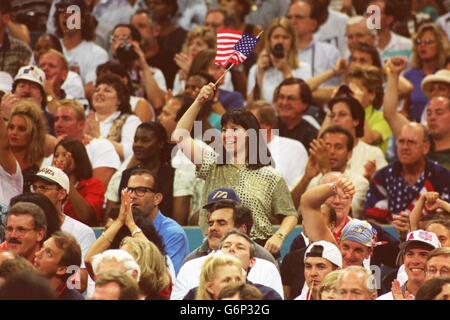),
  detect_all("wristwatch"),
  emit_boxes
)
[47,95,55,103]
